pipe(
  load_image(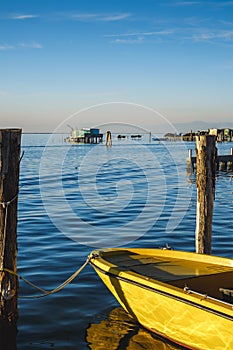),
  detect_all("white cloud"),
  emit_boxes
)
[172,1,233,7]
[174,1,201,5]
[106,30,175,44]
[106,30,174,38]
[0,42,43,50]
[69,12,131,22]
[10,14,38,20]
[215,1,233,6]
[106,26,233,45]
[111,37,144,44]
[193,30,233,42]
[19,41,43,49]
[100,13,131,22]
[0,44,14,50]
